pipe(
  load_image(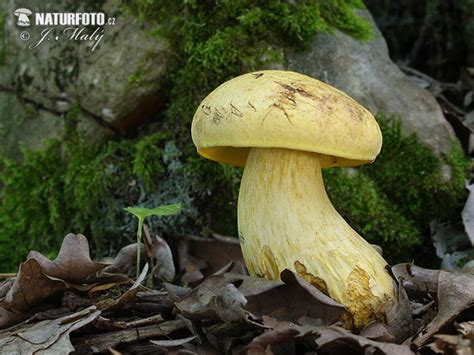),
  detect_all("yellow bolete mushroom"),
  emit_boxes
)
[191,70,397,327]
